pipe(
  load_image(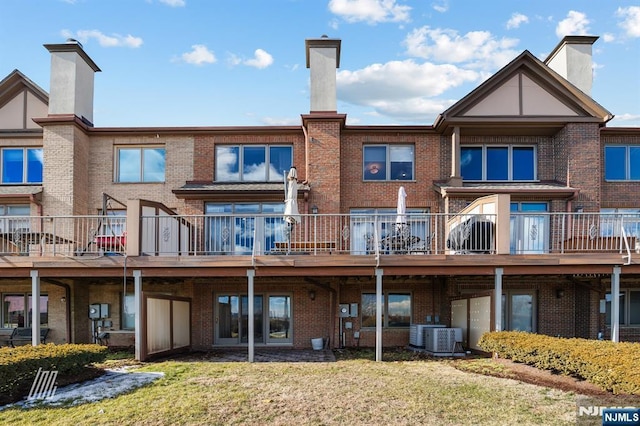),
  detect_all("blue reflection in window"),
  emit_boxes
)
[118,149,141,182]
[215,146,240,181]
[487,147,508,180]
[117,148,165,182]
[512,147,534,180]
[2,149,23,183]
[630,147,640,180]
[605,146,626,180]
[460,147,482,180]
[143,148,165,182]
[26,149,43,183]
[243,147,266,181]
[269,146,292,182]
[364,146,387,181]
